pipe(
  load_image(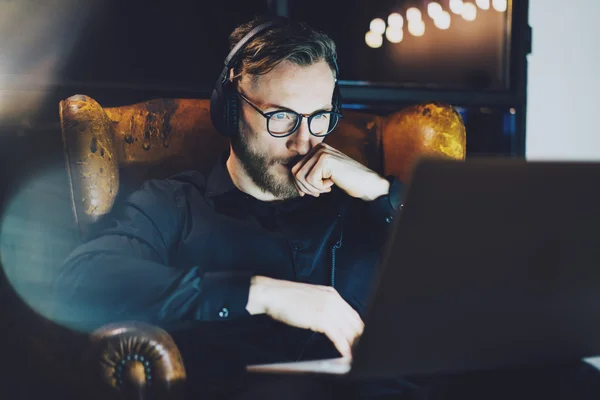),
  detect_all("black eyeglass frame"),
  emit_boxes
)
[237,91,343,138]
